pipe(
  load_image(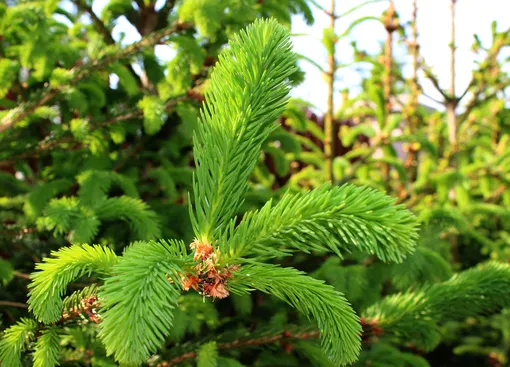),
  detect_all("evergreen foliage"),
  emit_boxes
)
[1,1,509,366]
[28,244,118,323]
[229,263,362,363]
[190,19,297,242]
[99,240,191,364]
[221,183,418,262]
[0,318,37,367]
[3,17,417,367]
[363,262,510,350]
